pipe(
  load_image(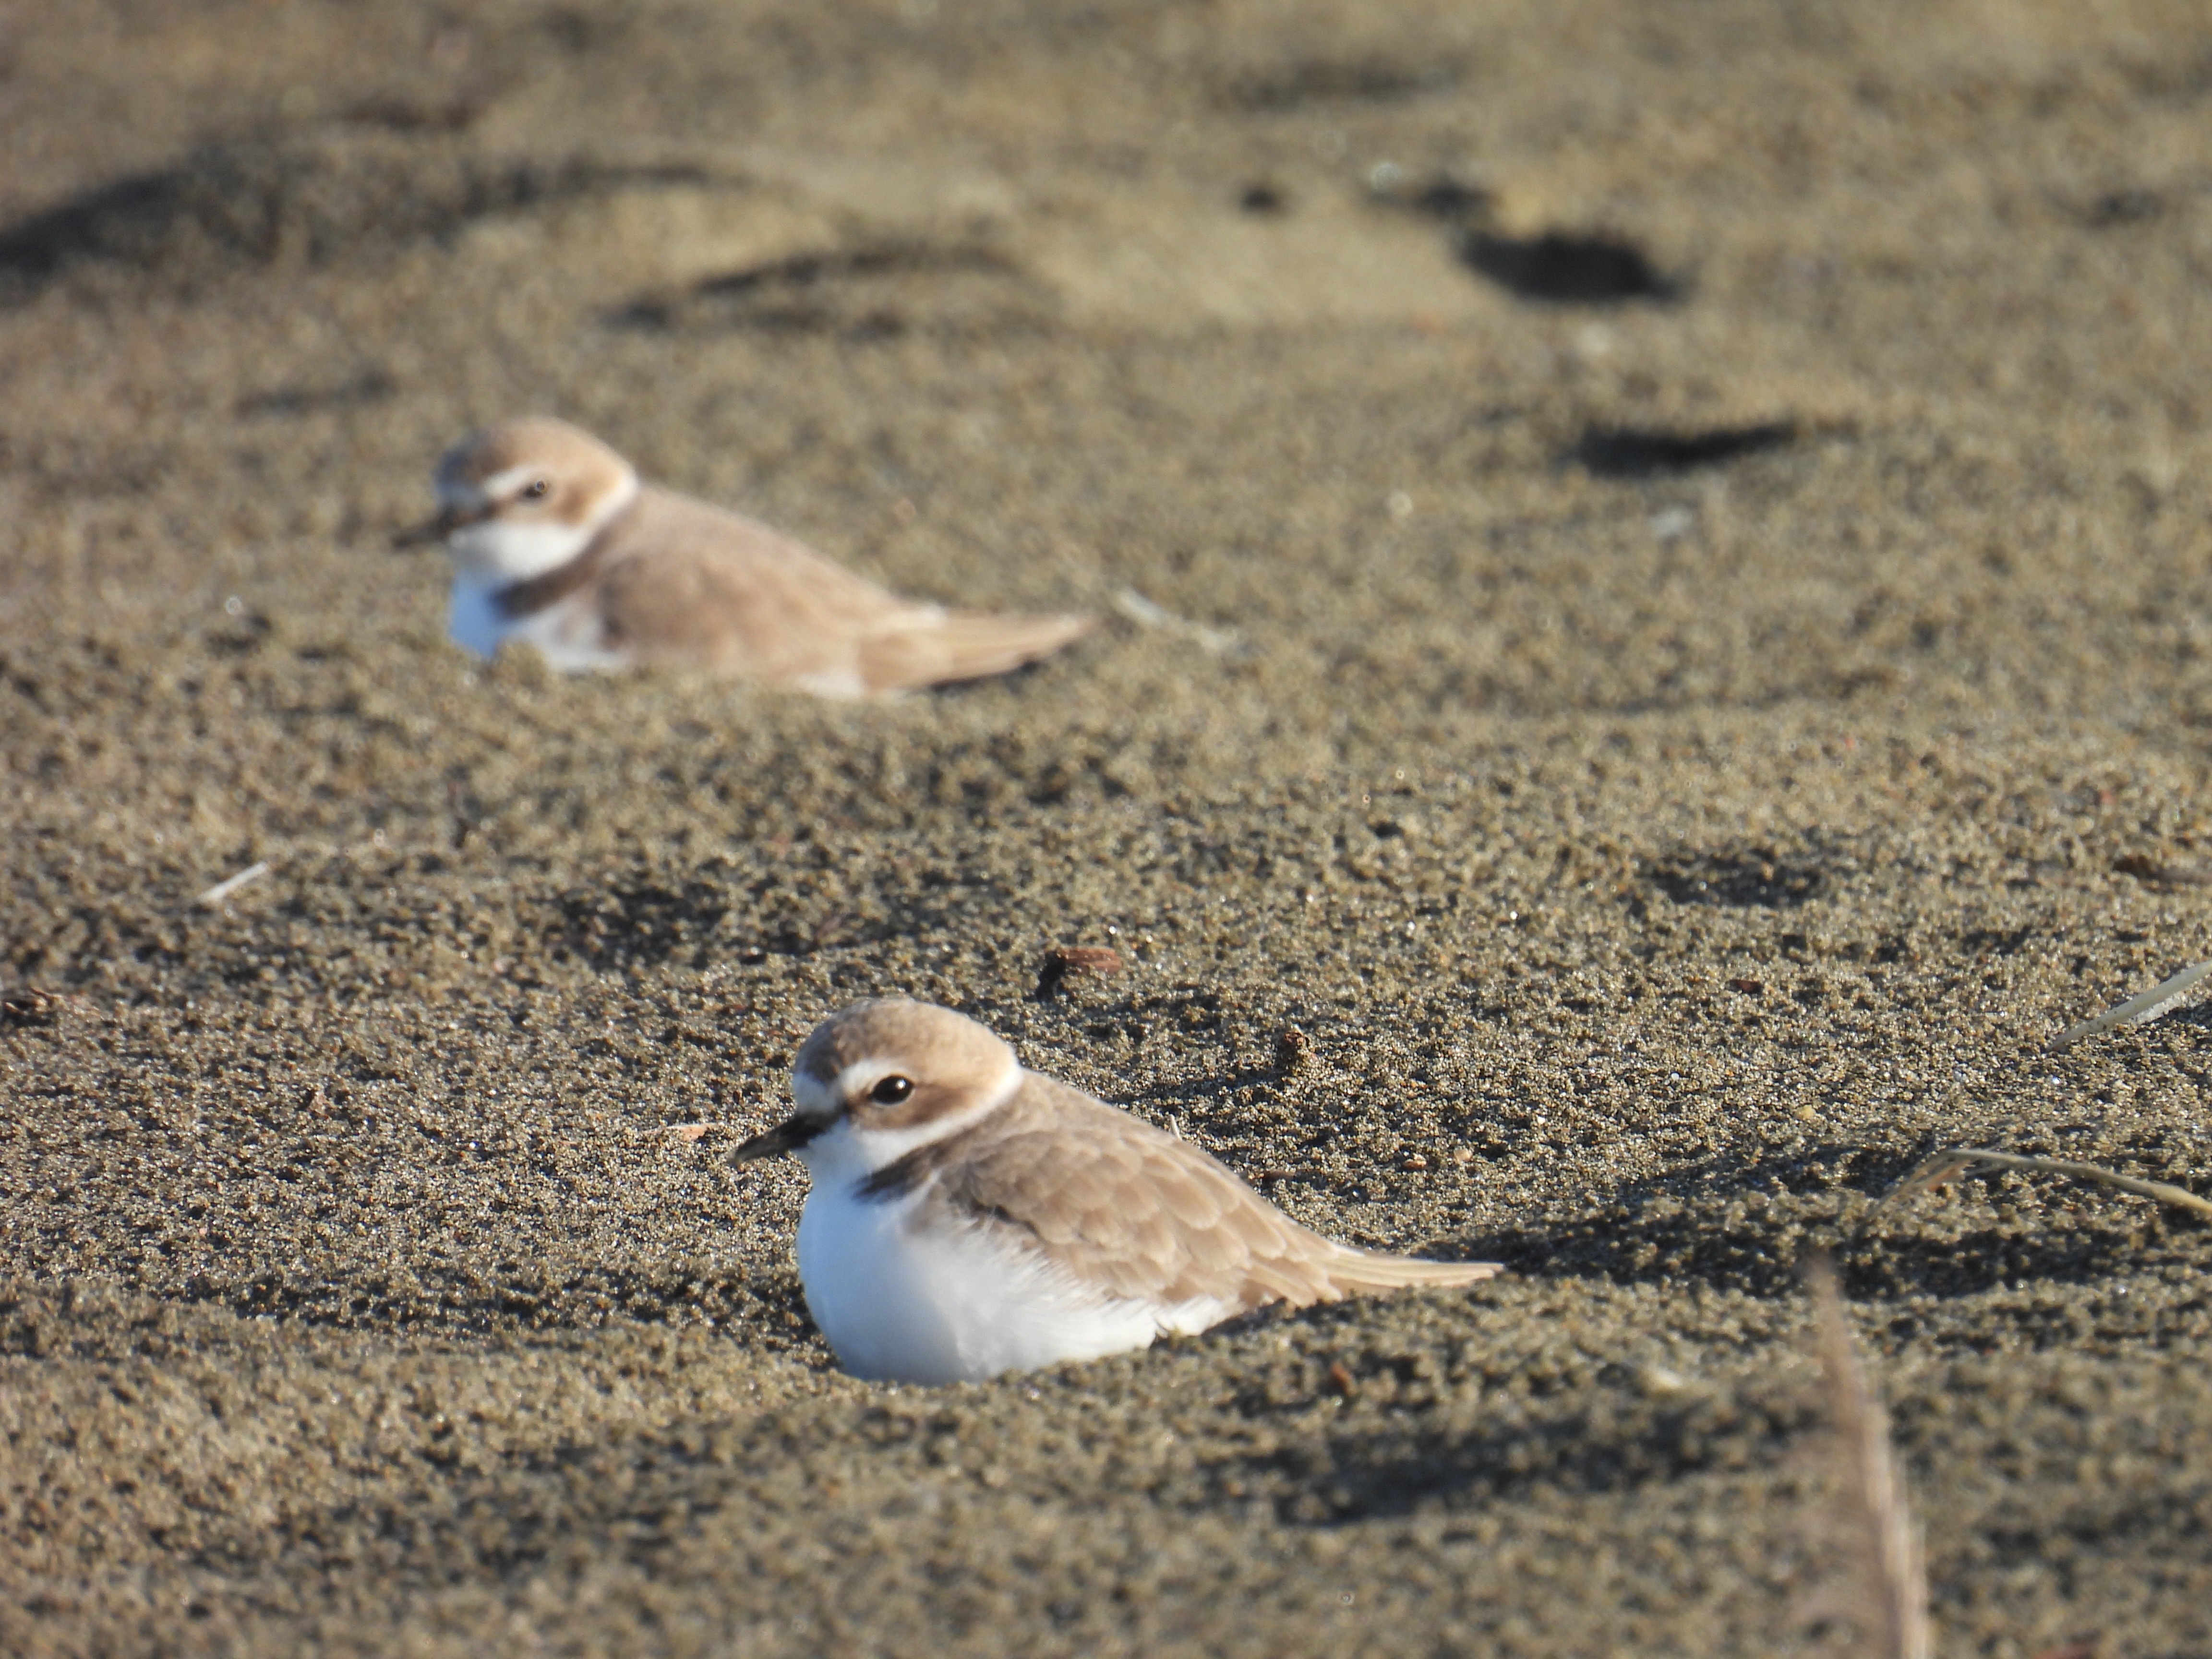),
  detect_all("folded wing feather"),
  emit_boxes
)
[589,488,1092,692]
[924,1074,1499,1319]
